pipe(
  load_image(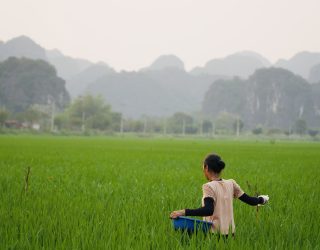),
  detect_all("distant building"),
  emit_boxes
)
[32,123,40,130]
[5,120,41,130]
[4,120,22,129]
